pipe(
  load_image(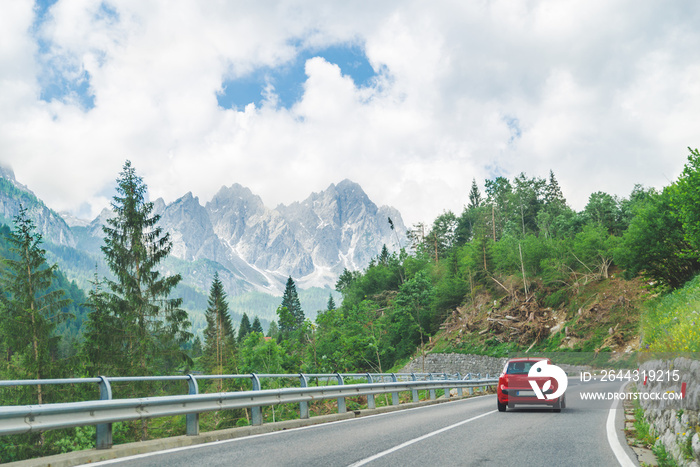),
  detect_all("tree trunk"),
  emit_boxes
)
[519,243,529,298]
[492,205,496,241]
[31,307,43,405]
